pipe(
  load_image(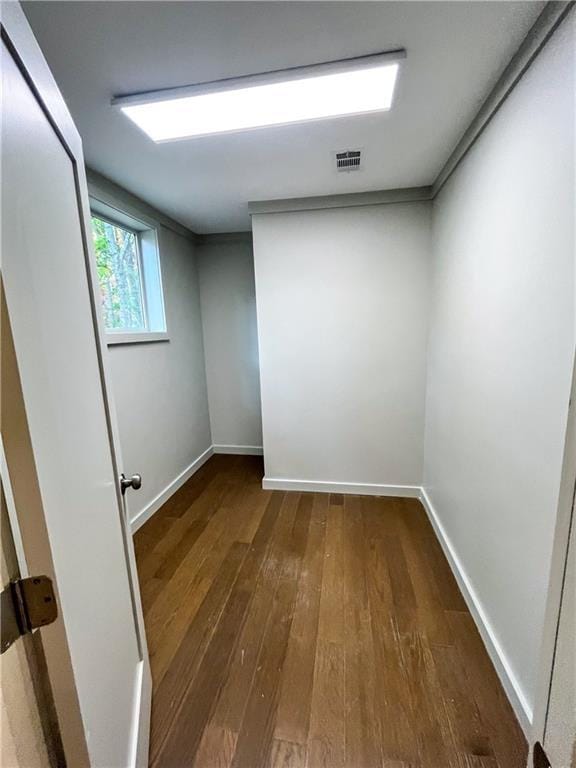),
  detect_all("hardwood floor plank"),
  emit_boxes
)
[148,526,235,685]
[382,533,418,634]
[401,629,457,767]
[140,575,165,613]
[136,549,166,591]
[137,513,174,557]
[307,639,345,768]
[154,489,289,767]
[210,492,299,736]
[404,499,468,612]
[153,486,284,684]
[230,494,313,768]
[361,495,403,538]
[342,496,381,768]
[447,612,527,768]
[229,581,299,768]
[430,642,498,768]
[369,614,419,764]
[136,472,228,585]
[153,519,208,582]
[307,500,346,768]
[181,490,287,768]
[274,494,328,746]
[396,499,454,646]
[363,535,394,616]
[149,541,248,764]
[269,738,307,768]
[153,584,253,767]
[163,457,223,516]
[236,485,273,545]
[316,502,345,642]
[144,505,233,659]
[134,528,157,558]
[194,725,238,768]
